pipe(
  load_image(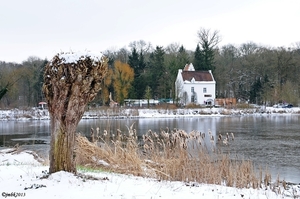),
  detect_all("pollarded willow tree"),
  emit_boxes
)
[43,52,108,174]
